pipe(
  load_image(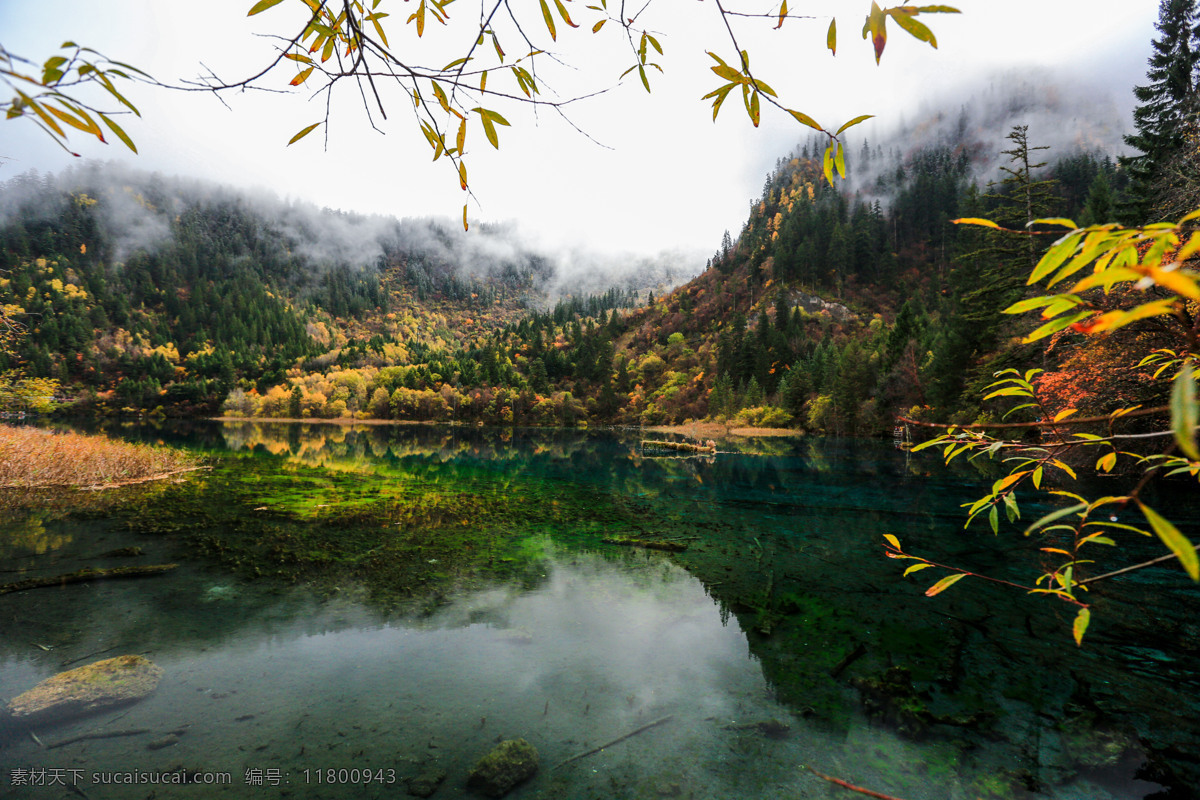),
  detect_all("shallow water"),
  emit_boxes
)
[1,422,1197,799]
